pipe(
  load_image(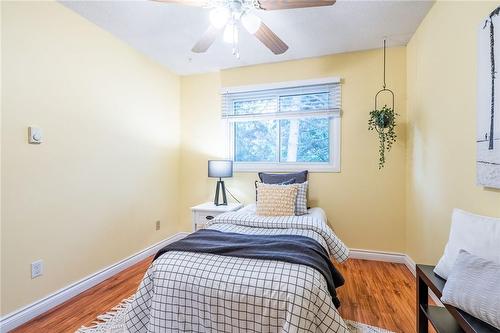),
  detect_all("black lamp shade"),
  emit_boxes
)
[208,160,233,178]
